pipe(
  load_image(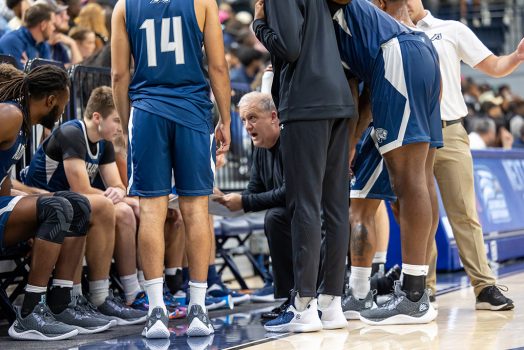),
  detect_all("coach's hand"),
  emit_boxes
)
[254,0,265,20]
[214,193,243,211]
[216,120,231,156]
